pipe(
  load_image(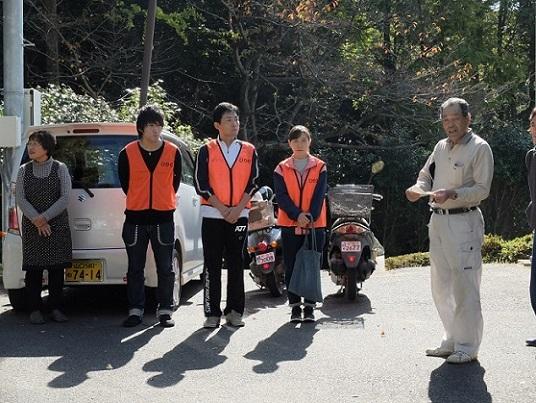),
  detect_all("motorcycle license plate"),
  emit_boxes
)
[341,241,361,252]
[256,251,275,265]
